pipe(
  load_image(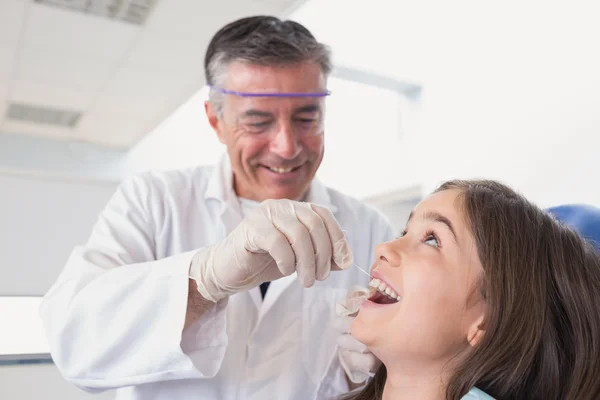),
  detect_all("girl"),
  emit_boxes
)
[344,180,600,400]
